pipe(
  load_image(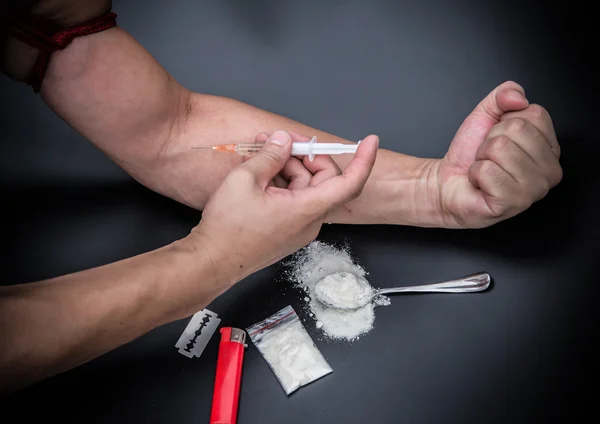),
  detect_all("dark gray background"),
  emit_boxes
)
[1,0,598,423]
